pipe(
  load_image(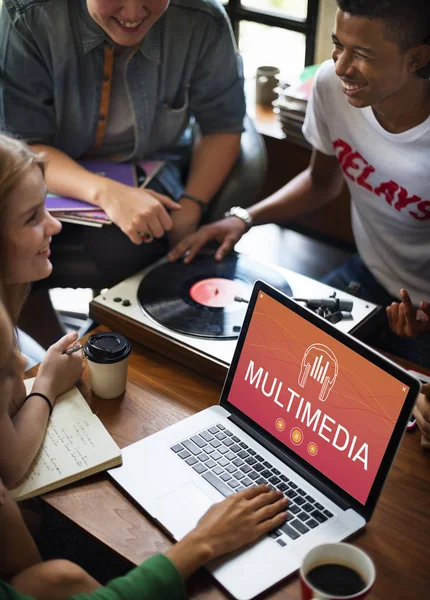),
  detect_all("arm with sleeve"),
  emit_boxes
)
[0,3,56,145]
[189,11,245,135]
[0,555,186,600]
[167,4,245,224]
[302,64,336,156]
